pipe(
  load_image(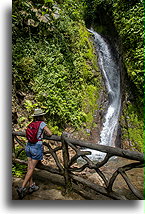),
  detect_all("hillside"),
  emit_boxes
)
[12,0,143,151]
